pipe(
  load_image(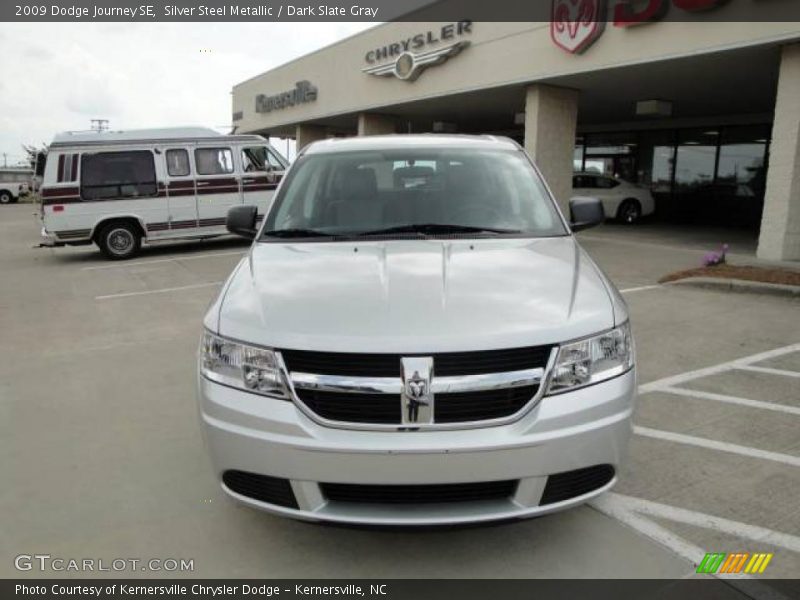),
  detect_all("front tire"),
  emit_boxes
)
[0,191,12,204]
[617,199,642,224]
[97,223,141,260]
